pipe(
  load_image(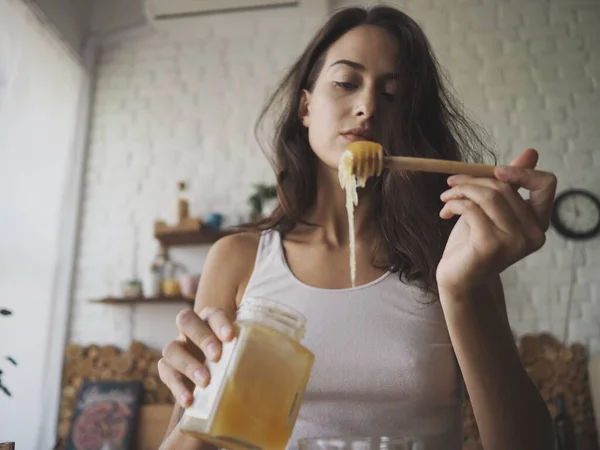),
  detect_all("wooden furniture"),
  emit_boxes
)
[57,342,174,444]
[462,333,598,450]
[0,443,15,450]
[154,219,237,248]
[89,295,192,306]
[136,404,173,450]
[587,353,600,449]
